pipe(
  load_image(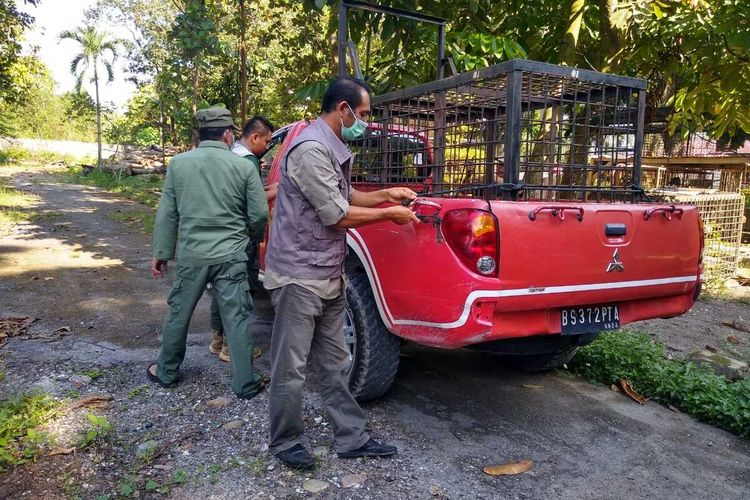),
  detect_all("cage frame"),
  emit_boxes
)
[369,58,648,202]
